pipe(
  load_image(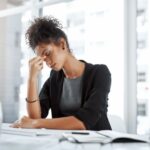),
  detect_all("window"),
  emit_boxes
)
[137,0,150,134]
[43,0,125,119]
